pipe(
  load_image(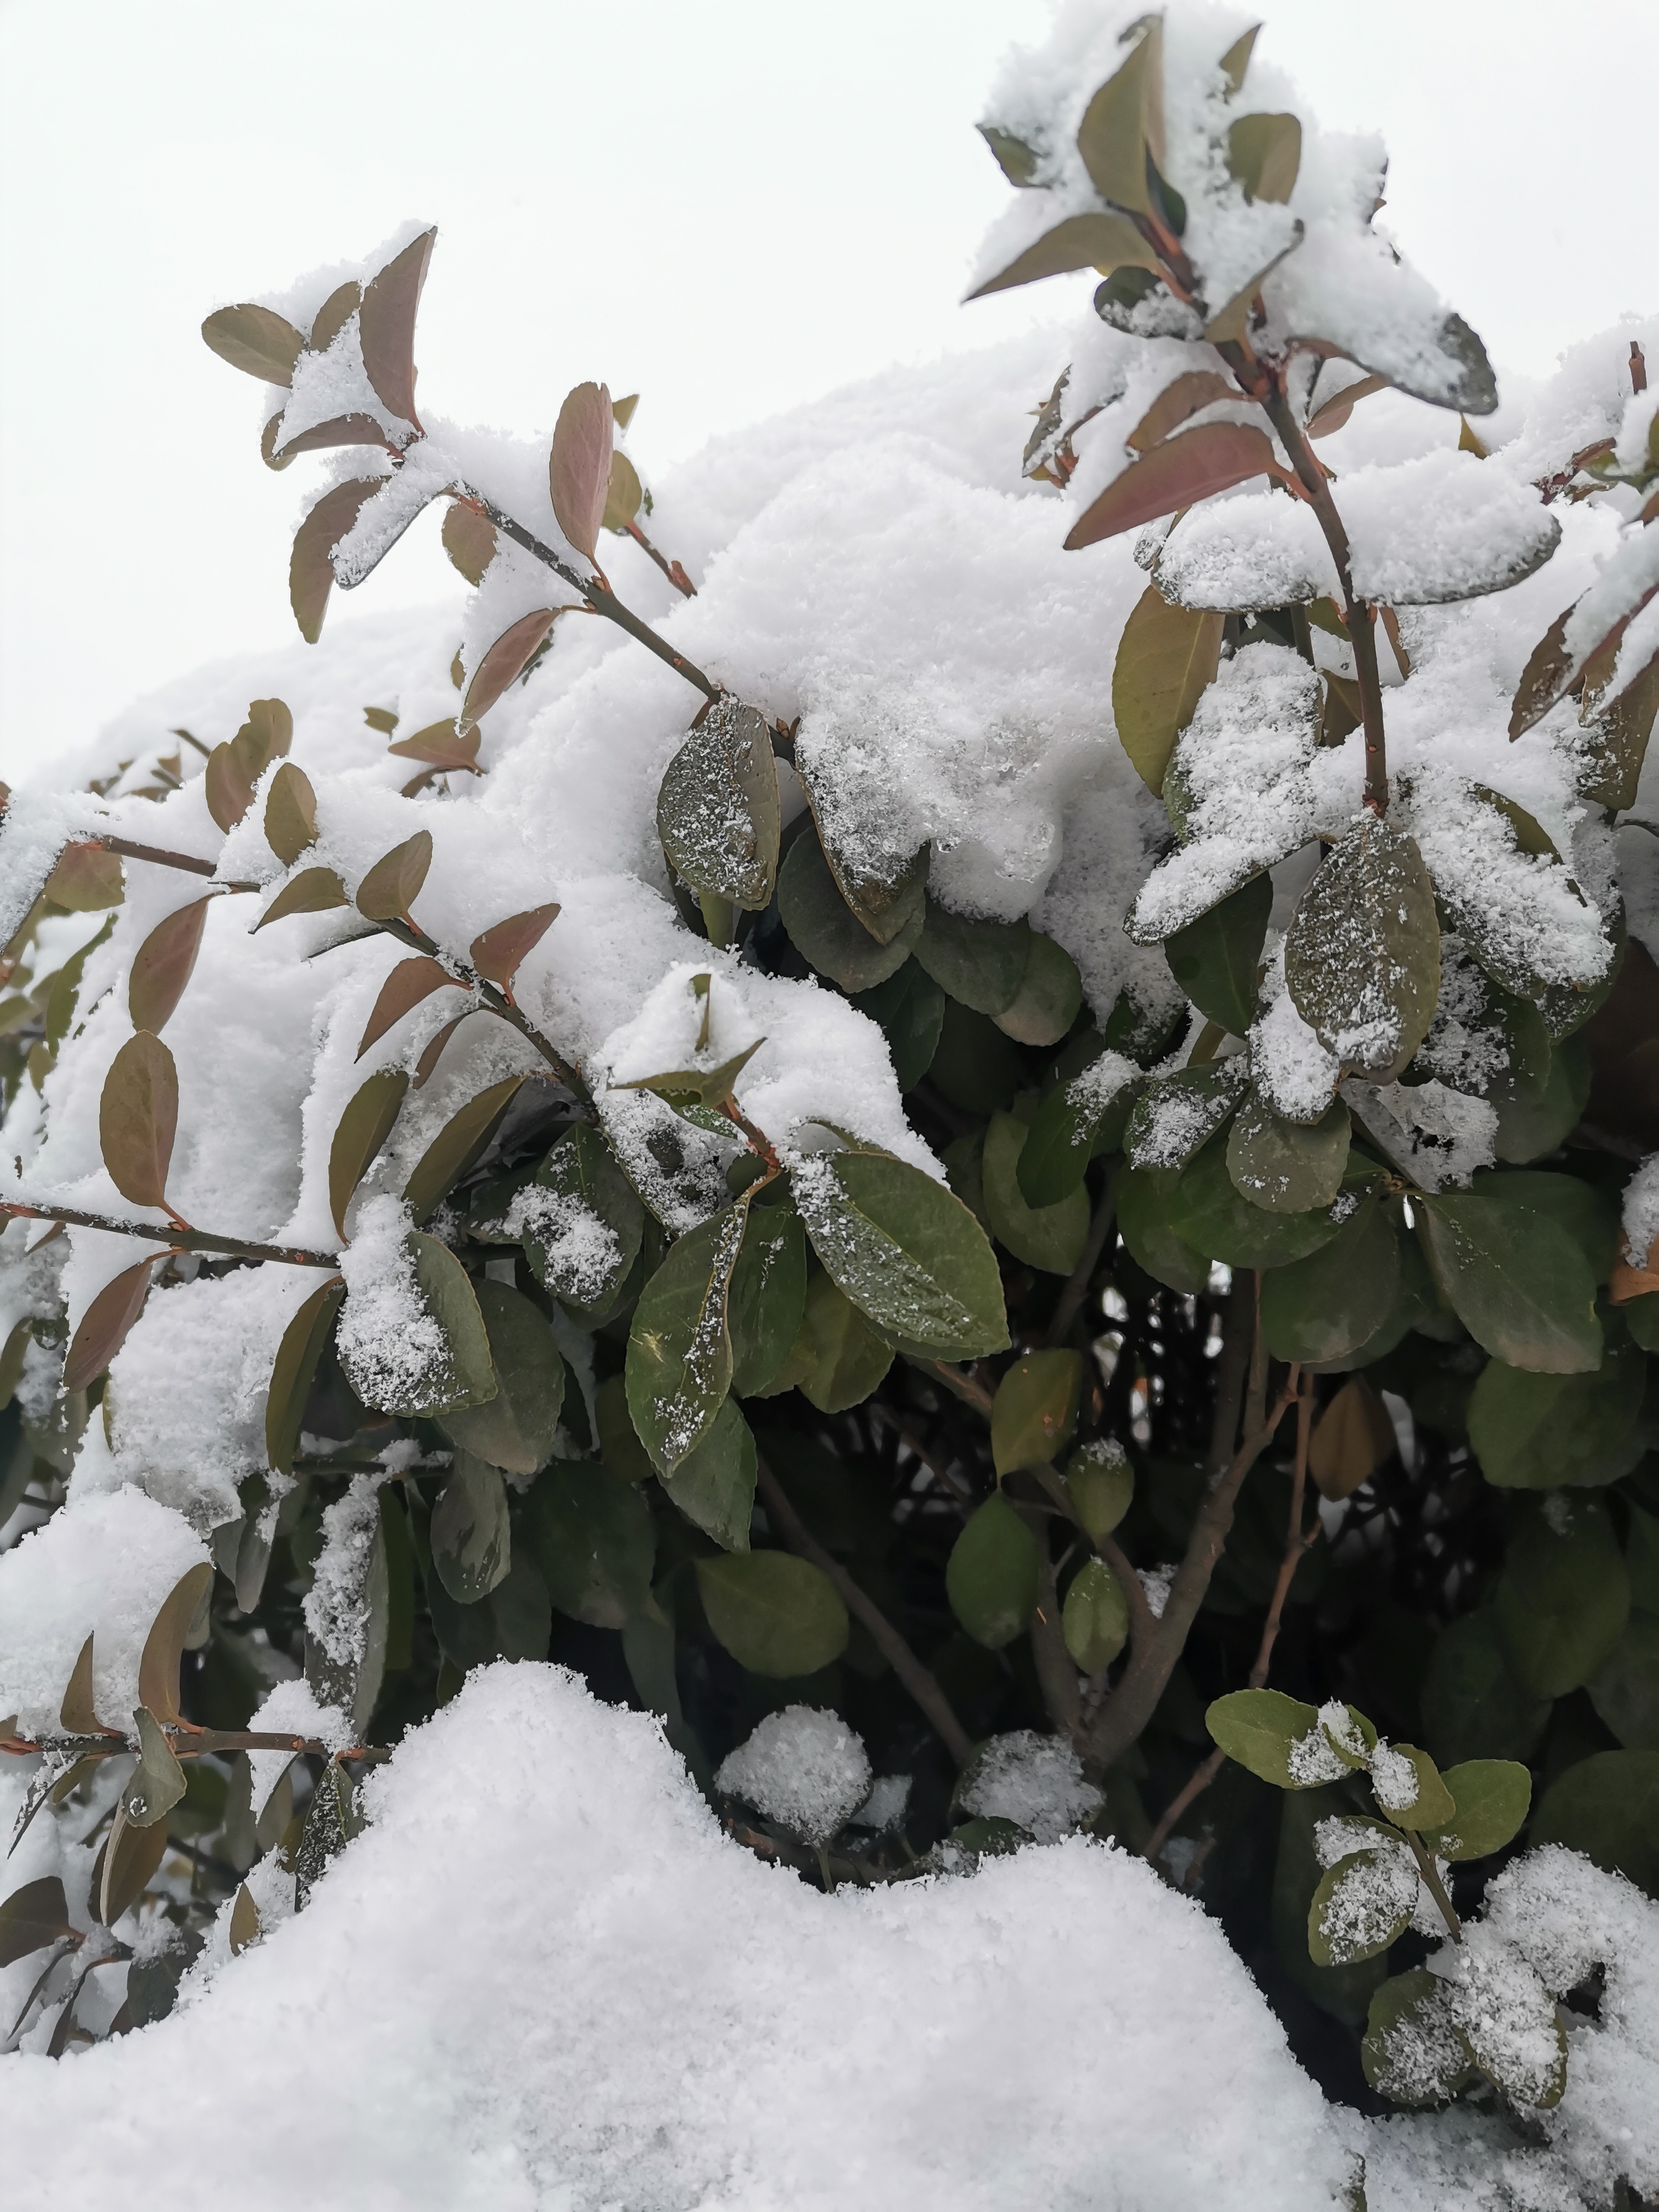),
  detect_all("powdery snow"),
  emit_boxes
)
[0,1665,1360,2211]
[1624,1154,1659,1270]
[957,1728,1103,1843]
[714,1705,873,1845]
